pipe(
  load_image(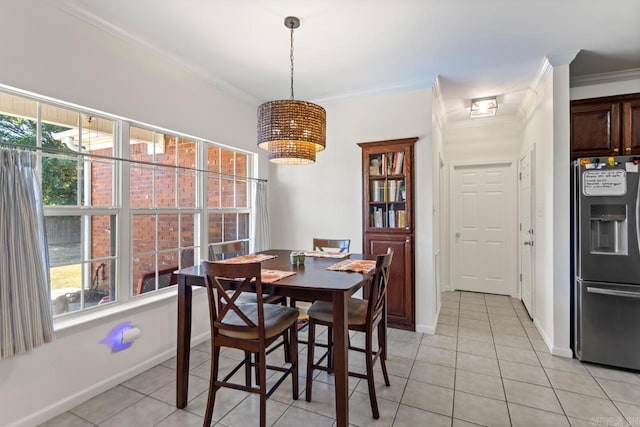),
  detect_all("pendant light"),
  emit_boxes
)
[257,16,326,165]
